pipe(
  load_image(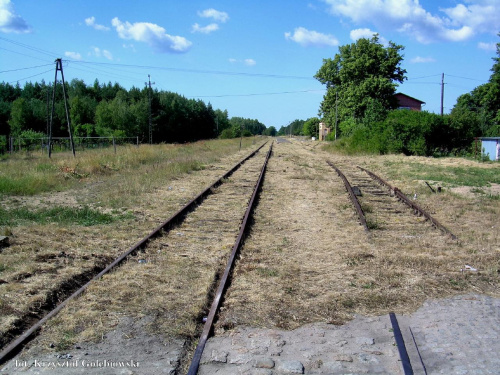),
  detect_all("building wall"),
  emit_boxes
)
[482,139,500,161]
[395,94,423,111]
[319,122,331,141]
